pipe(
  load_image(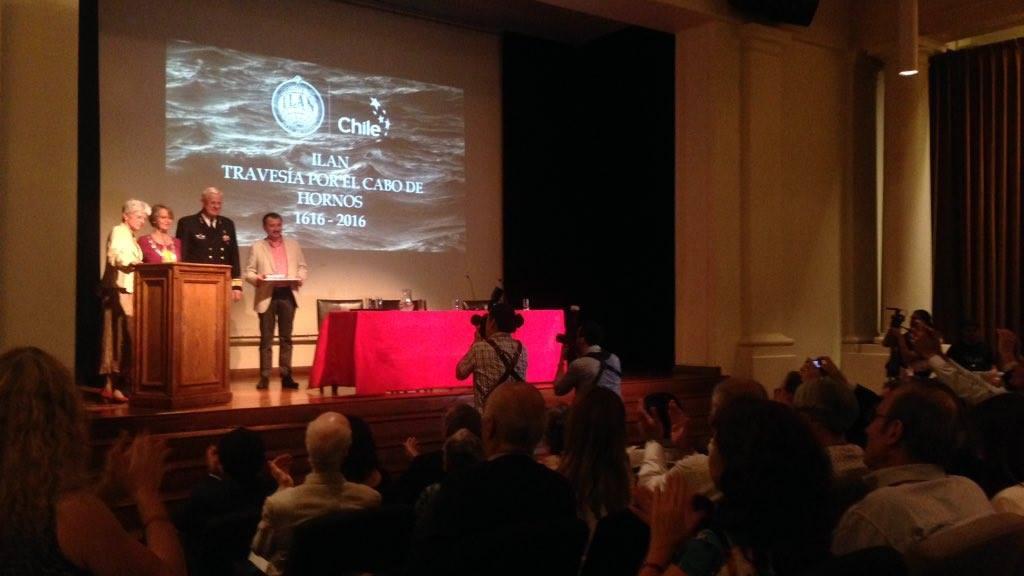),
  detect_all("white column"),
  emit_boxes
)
[880,48,933,319]
[732,24,797,386]
[675,21,743,373]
